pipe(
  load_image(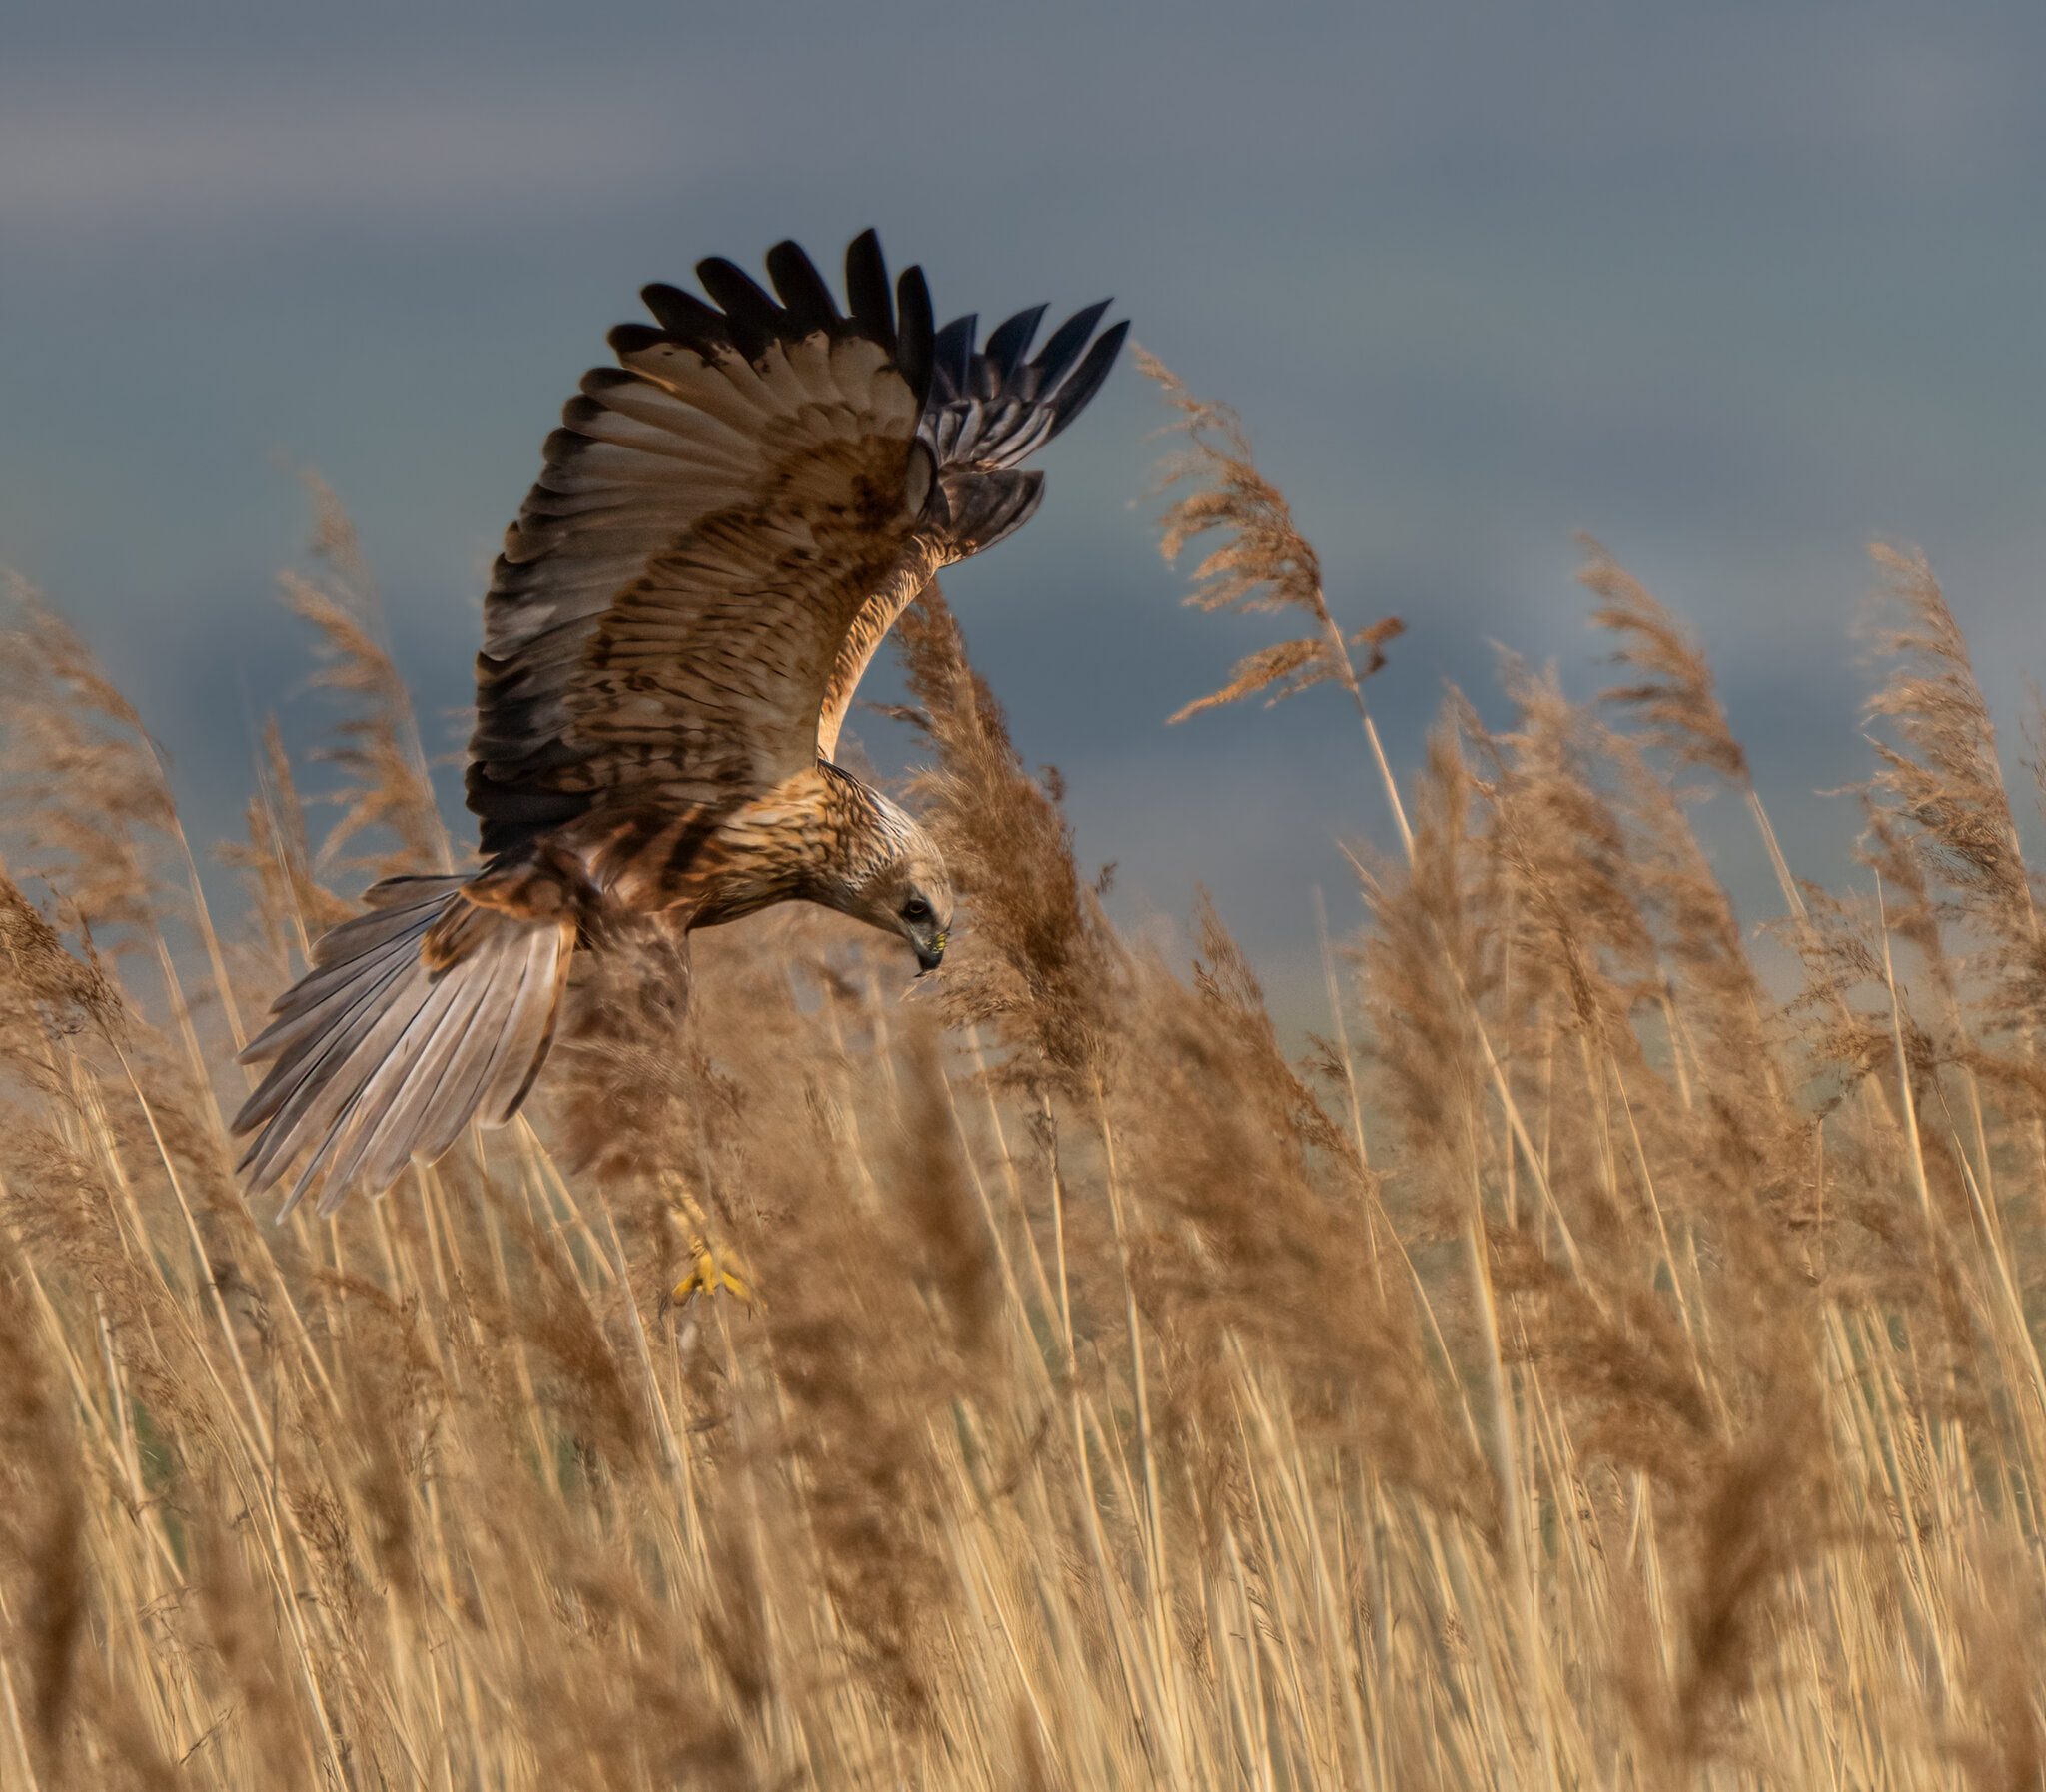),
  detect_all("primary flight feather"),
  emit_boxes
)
[233,230,1126,1216]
